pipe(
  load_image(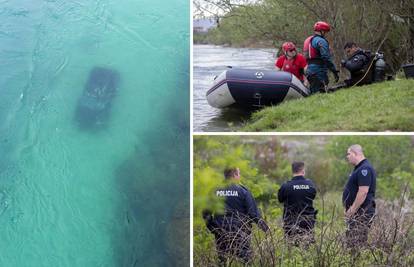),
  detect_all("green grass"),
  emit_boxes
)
[242,79,414,131]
